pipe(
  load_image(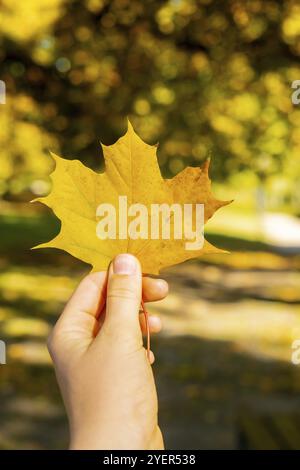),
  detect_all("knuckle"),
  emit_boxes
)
[108,285,138,301]
[47,327,60,356]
